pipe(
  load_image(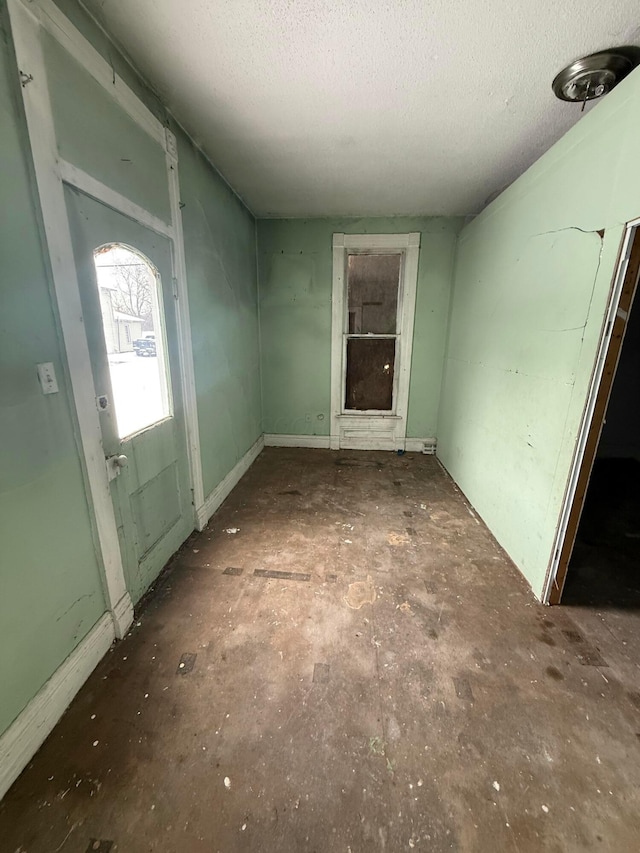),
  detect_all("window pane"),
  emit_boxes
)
[94,245,171,438]
[347,253,401,334]
[345,338,395,411]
